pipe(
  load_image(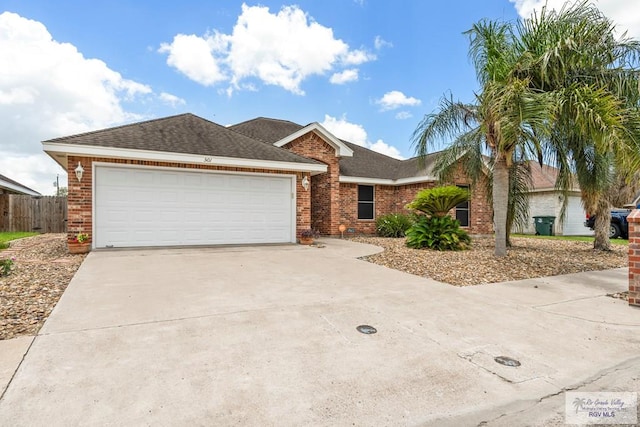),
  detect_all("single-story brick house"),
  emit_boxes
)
[0,173,40,196]
[42,113,492,249]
